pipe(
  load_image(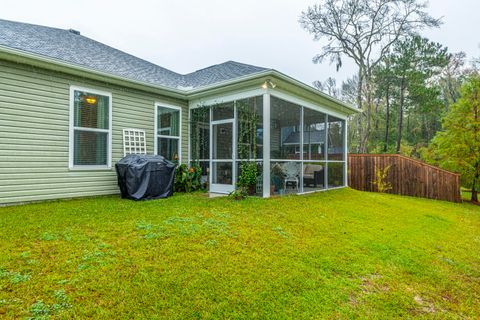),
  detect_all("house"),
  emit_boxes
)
[0,19,359,204]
